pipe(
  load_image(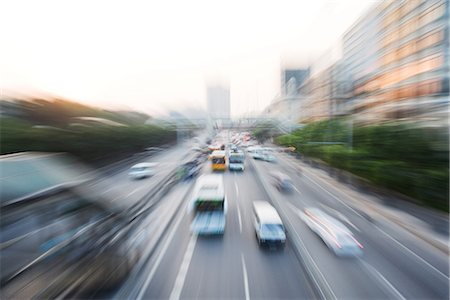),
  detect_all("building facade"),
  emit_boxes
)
[264,68,309,124]
[343,0,449,124]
